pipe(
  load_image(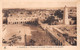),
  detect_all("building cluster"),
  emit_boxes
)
[2,7,77,46]
[2,7,77,25]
